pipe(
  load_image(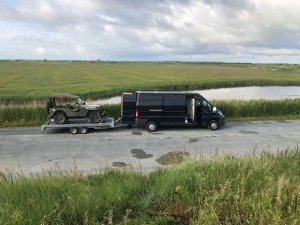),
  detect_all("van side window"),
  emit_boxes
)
[138,94,162,106]
[164,95,186,111]
[198,100,212,112]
